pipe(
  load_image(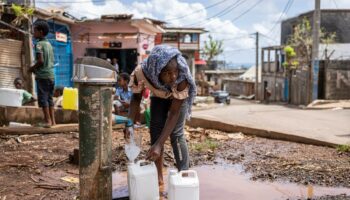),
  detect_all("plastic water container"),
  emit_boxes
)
[0,88,23,107]
[127,160,159,200]
[167,169,178,192]
[62,87,78,110]
[168,170,199,200]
